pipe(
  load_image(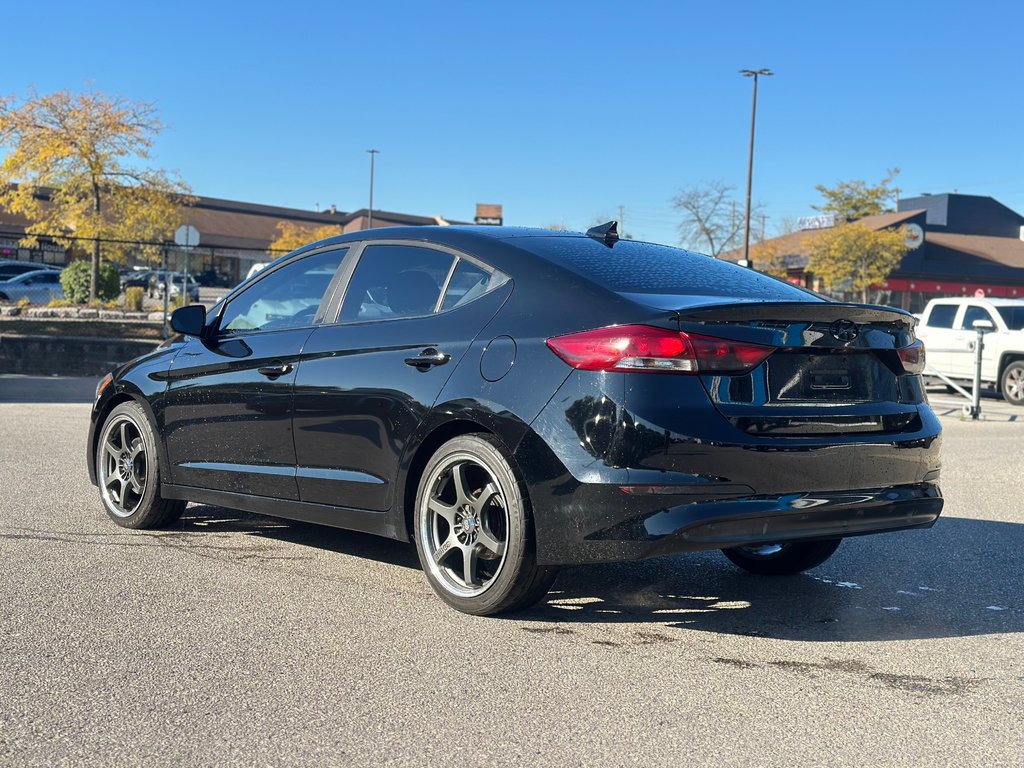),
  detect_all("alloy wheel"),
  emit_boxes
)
[420,453,510,598]
[1005,367,1024,402]
[98,415,149,517]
